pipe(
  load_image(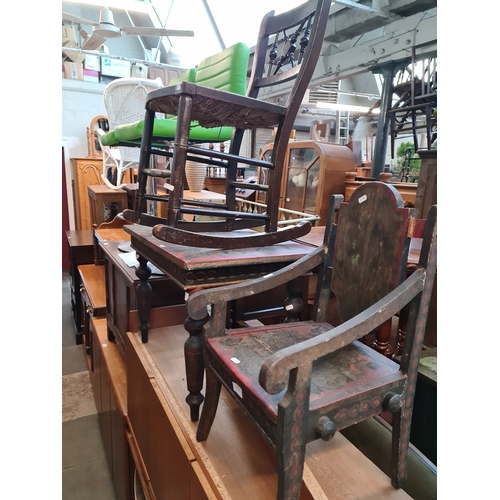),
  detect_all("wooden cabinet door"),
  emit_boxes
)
[73,158,104,230]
